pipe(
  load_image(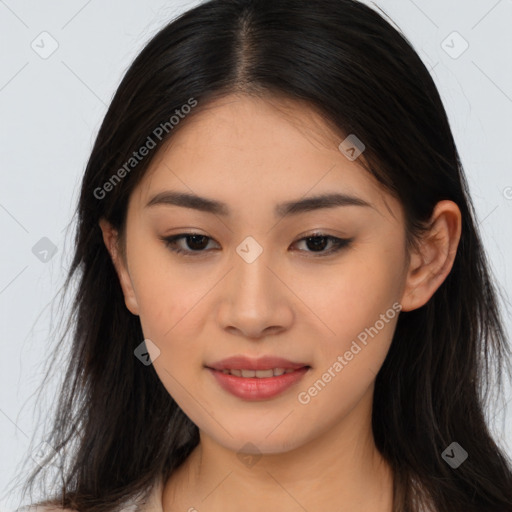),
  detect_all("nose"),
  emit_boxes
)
[217,247,294,340]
